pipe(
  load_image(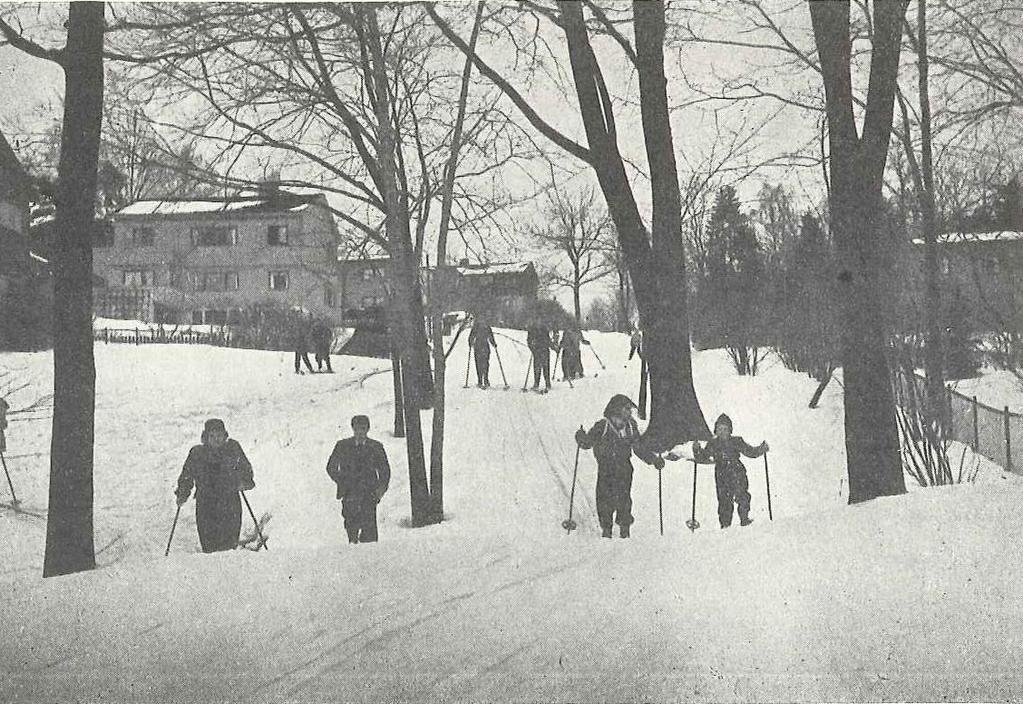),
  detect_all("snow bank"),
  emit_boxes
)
[3,335,1021,701]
